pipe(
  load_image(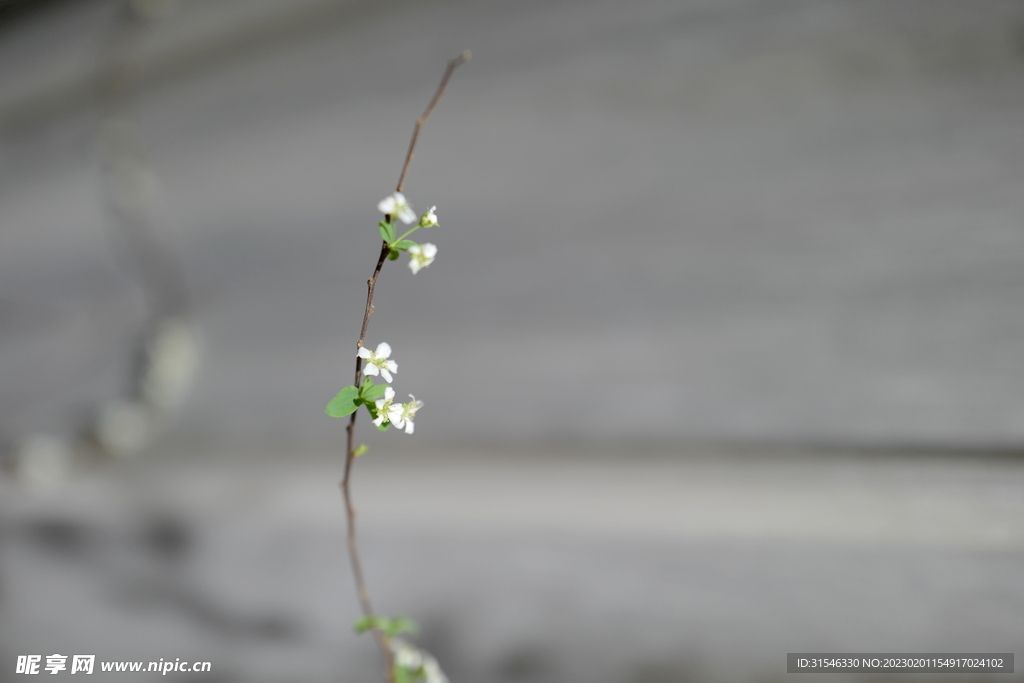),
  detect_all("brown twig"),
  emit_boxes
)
[342,238,391,679]
[395,50,471,194]
[340,51,469,683]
